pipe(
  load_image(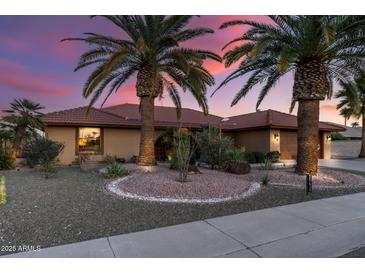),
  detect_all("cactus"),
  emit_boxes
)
[0,176,6,205]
